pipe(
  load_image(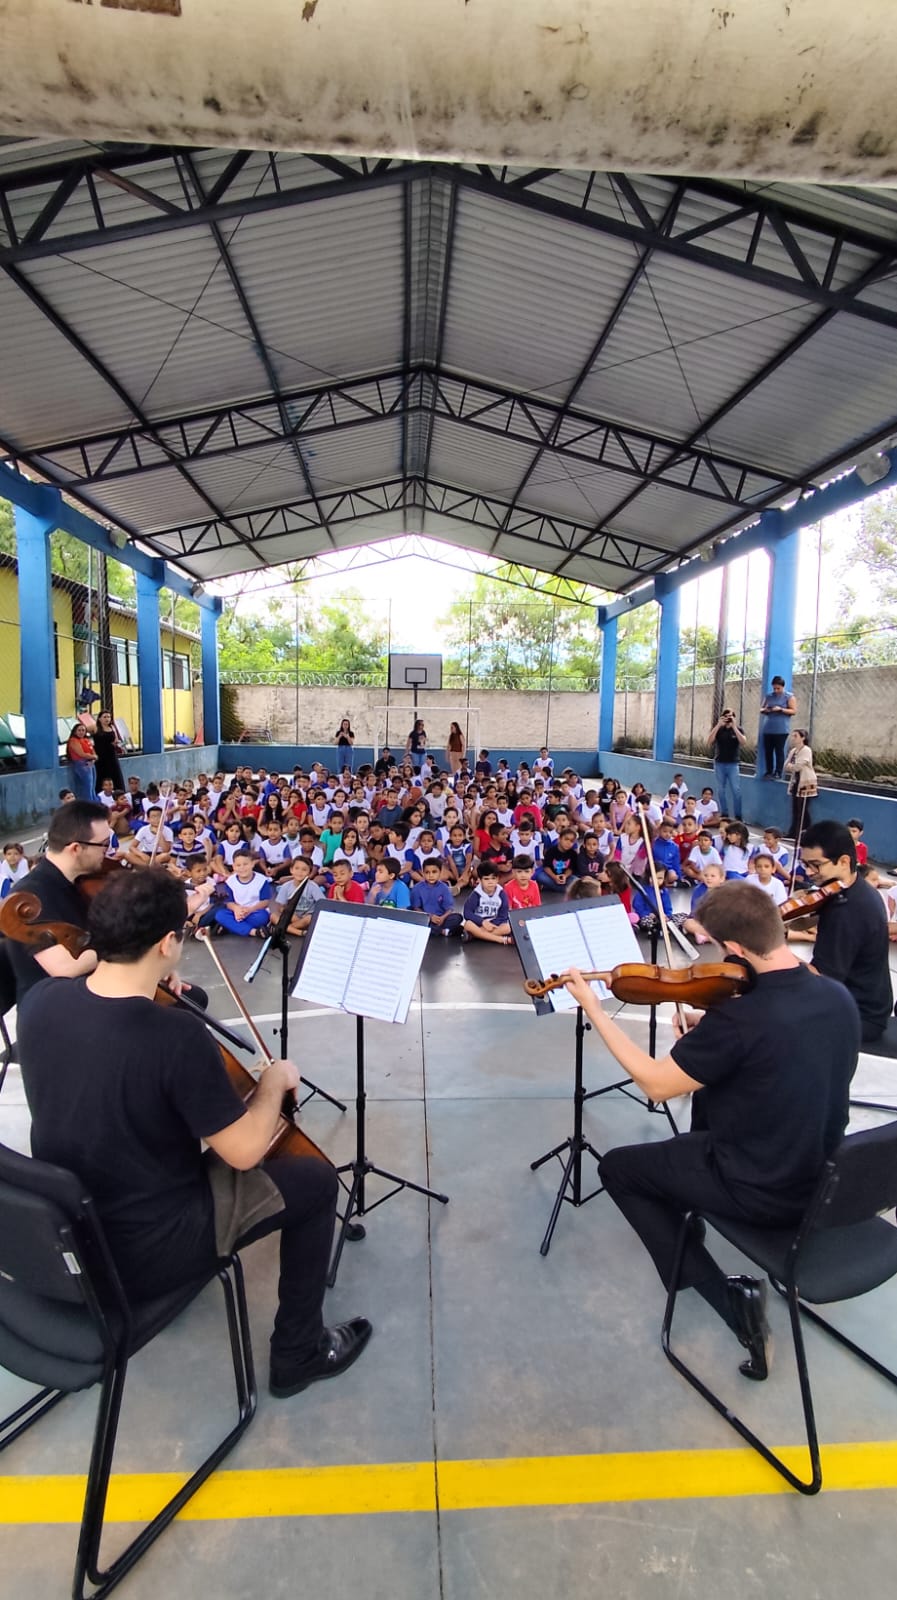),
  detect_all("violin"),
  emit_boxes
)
[0,891,331,1169]
[779,882,842,923]
[524,960,751,1007]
